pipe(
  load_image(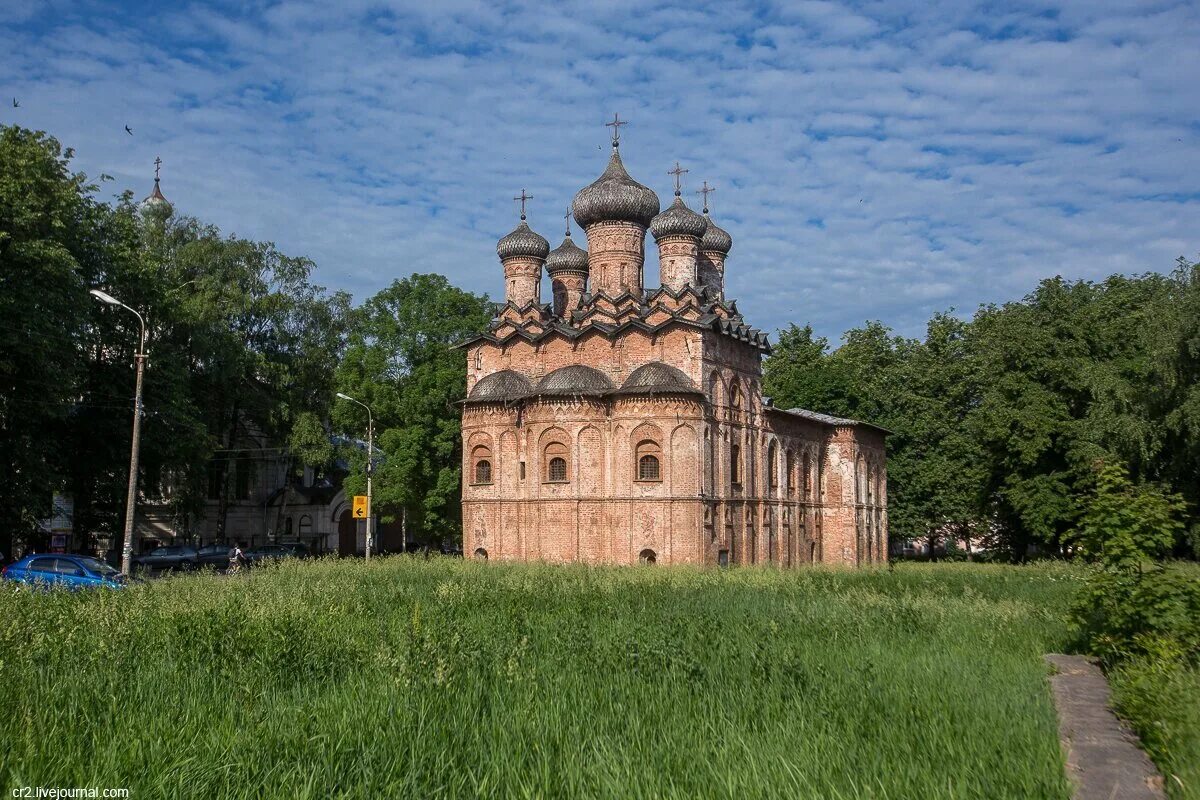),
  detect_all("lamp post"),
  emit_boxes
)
[336,392,373,561]
[90,289,146,576]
